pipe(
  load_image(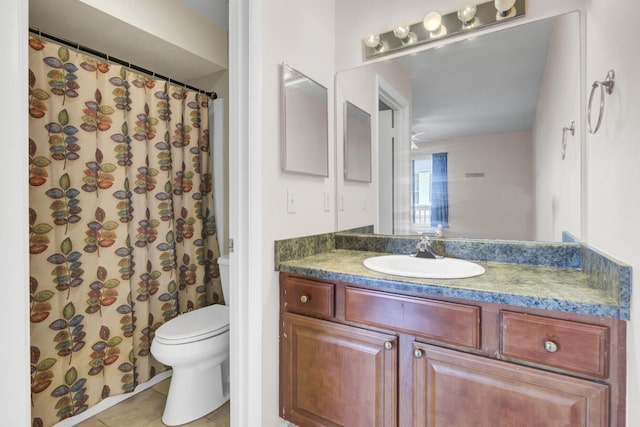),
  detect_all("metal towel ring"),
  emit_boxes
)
[587,69,615,134]
[561,121,575,160]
